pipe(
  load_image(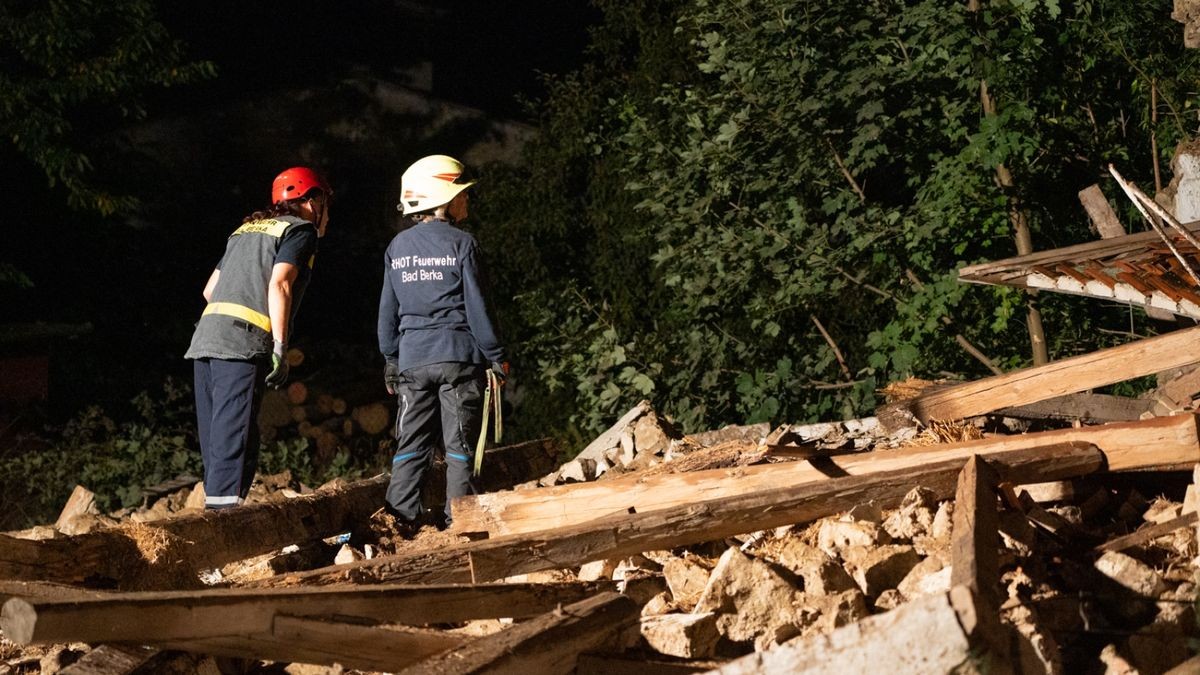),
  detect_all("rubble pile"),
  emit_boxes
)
[2,386,1199,674]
